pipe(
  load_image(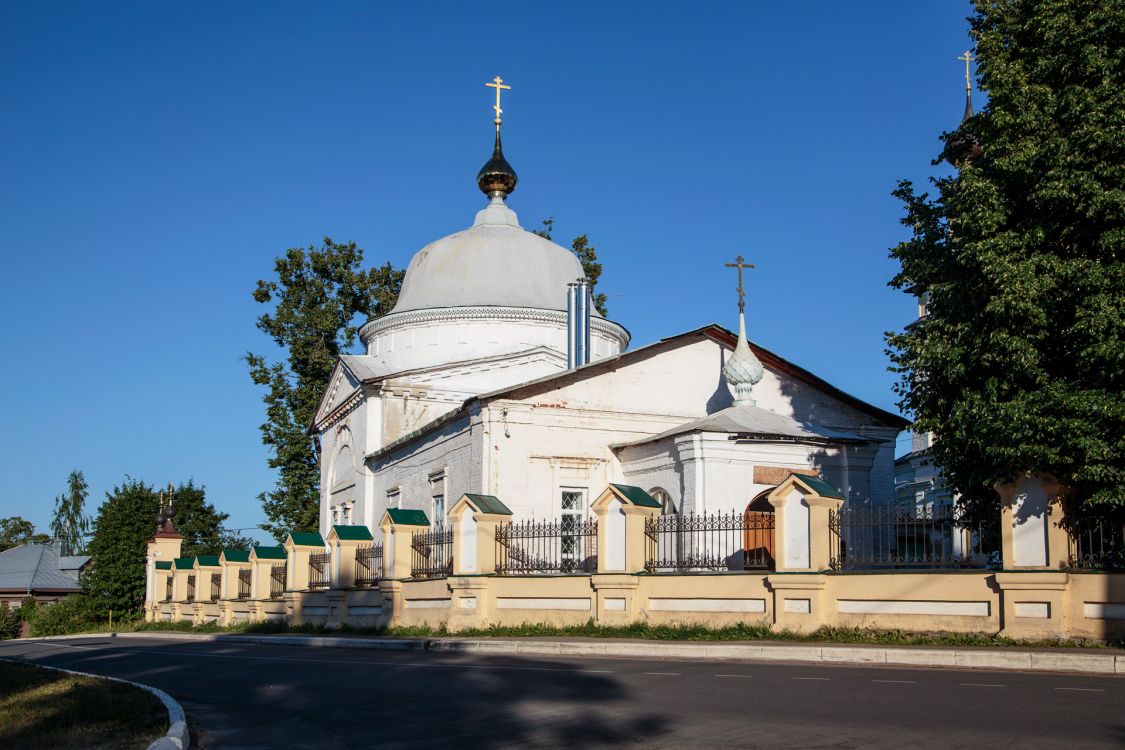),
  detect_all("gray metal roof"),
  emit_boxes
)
[0,543,85,592]
[339,355,391,383]
[611,404,869,450]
